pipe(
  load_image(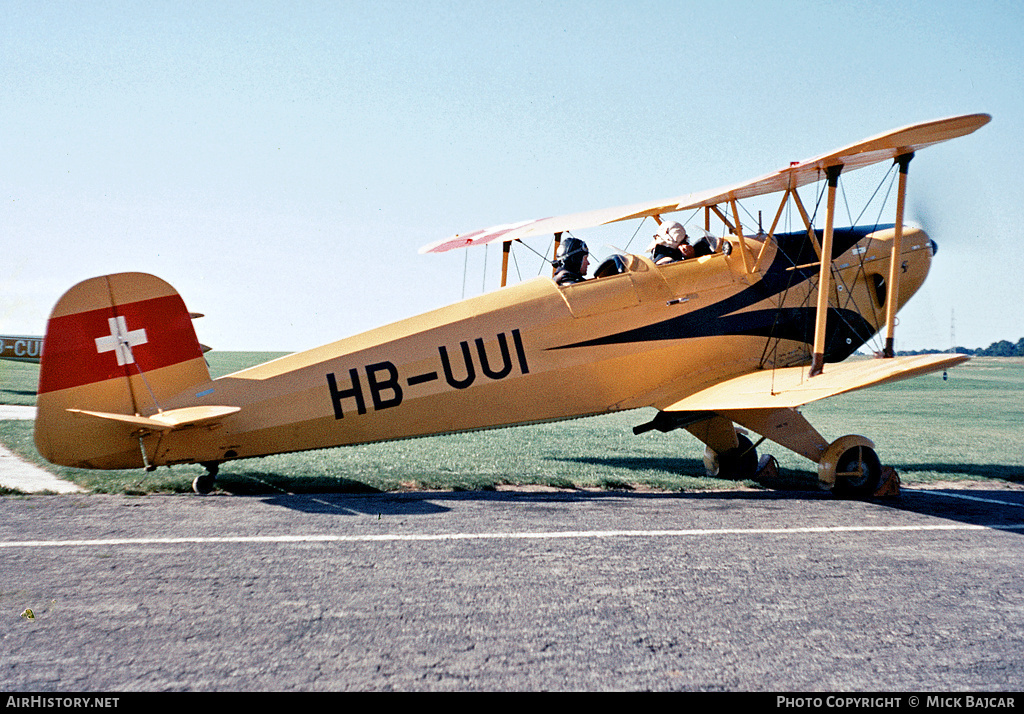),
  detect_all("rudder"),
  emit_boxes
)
[35,273,211,469]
